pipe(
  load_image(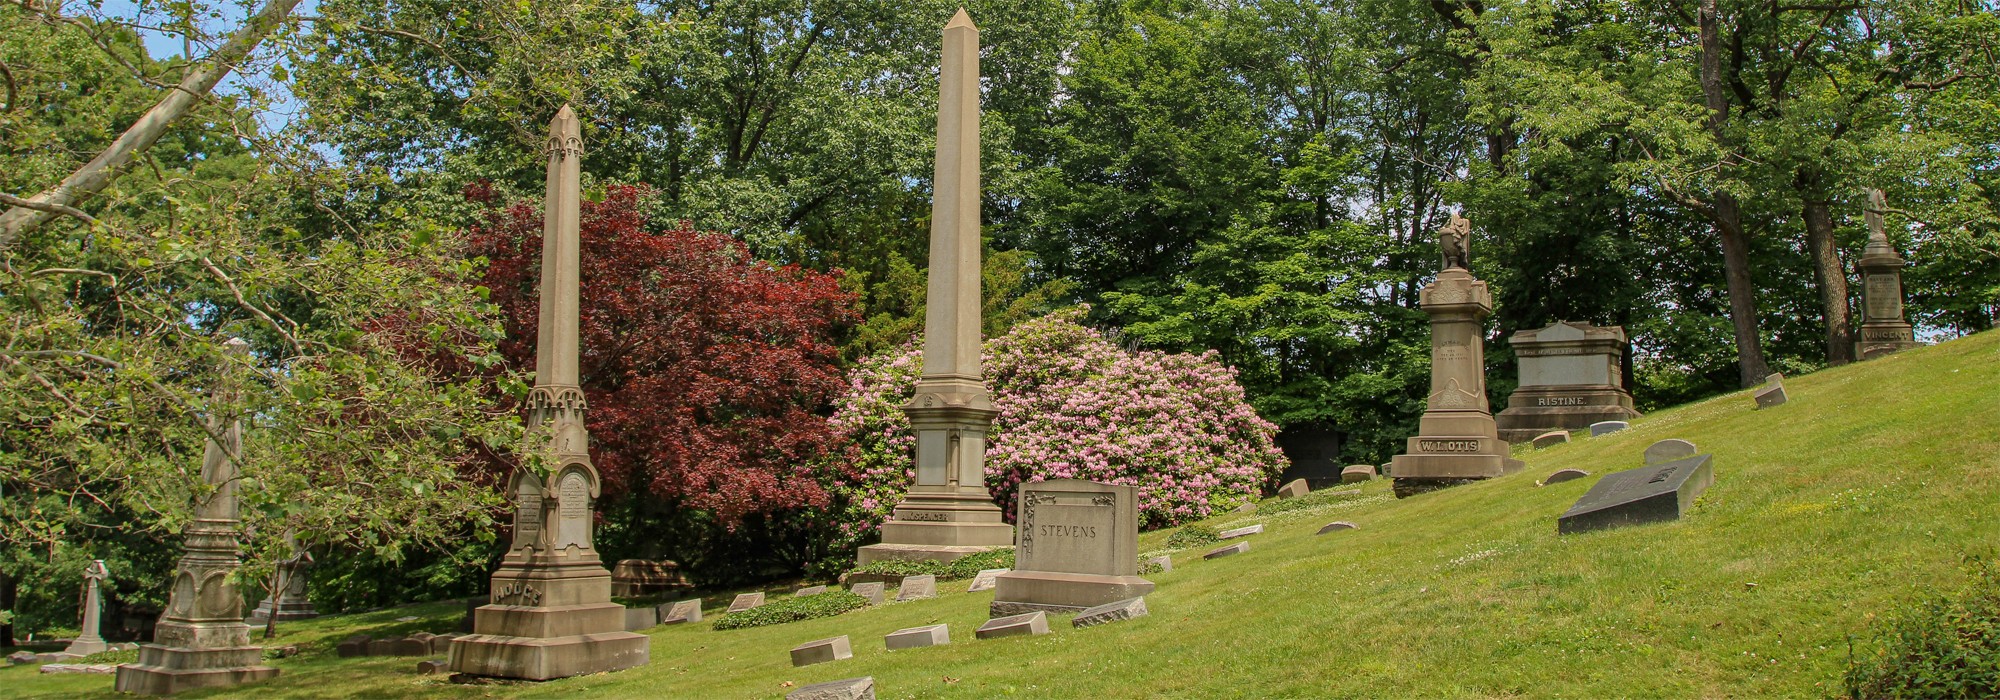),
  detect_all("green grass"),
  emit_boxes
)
[6,330,1997,698]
